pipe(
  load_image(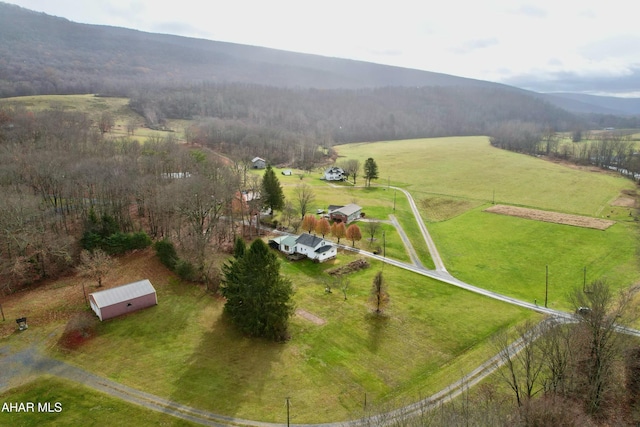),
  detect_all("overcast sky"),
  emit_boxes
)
[6,0,640,97]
